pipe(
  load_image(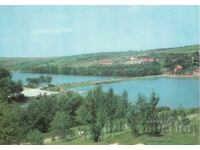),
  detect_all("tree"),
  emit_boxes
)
[21,95,57,132]
[127,105,140,136]
[26,75,53,88]
[0,68,11,79]
[76,86,107,141]
[146,92,160,135]
[25,130,43,144]
[76,104,88,139]
[56,92,83,127]
[135,94,149,132]
[0,68,23,103]
[120,90,129,130]
[0,99,23,144]
[94,86,107,139]
[84,89,102,142]
[105,88,117,135]
[50,111,71,139]
[115,90,128,131]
